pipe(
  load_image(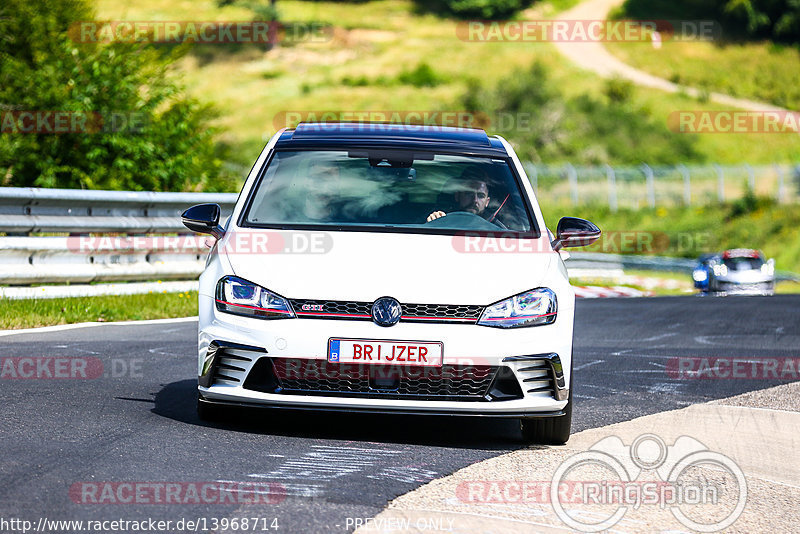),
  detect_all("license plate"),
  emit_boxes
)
[328,338,443,367]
